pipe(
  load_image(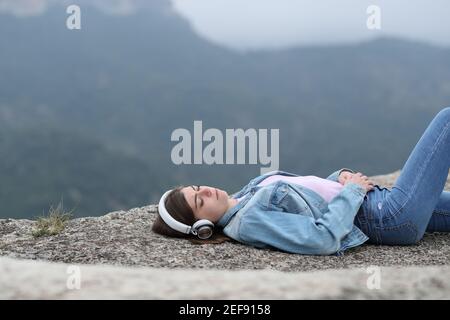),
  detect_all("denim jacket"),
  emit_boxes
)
[217,169,369,256]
